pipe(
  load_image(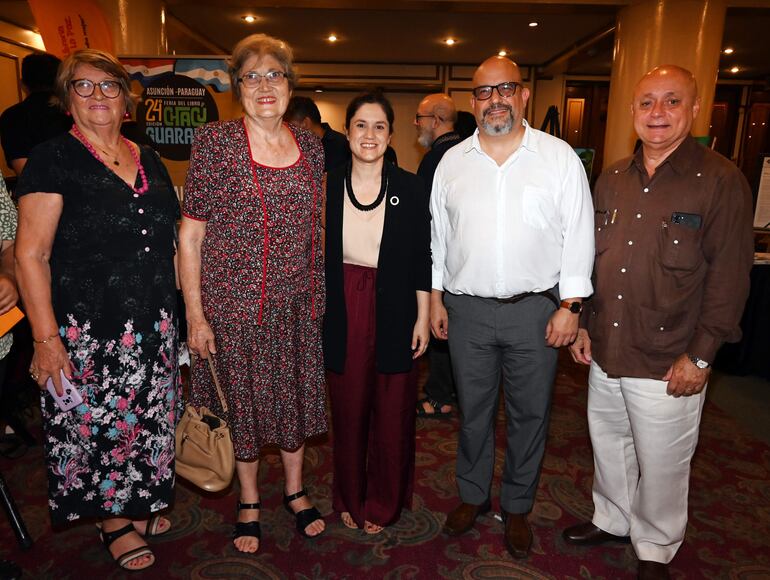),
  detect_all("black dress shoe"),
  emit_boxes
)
[638,560,670,580]
[0,560,22,580]
[563,522,630,545]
